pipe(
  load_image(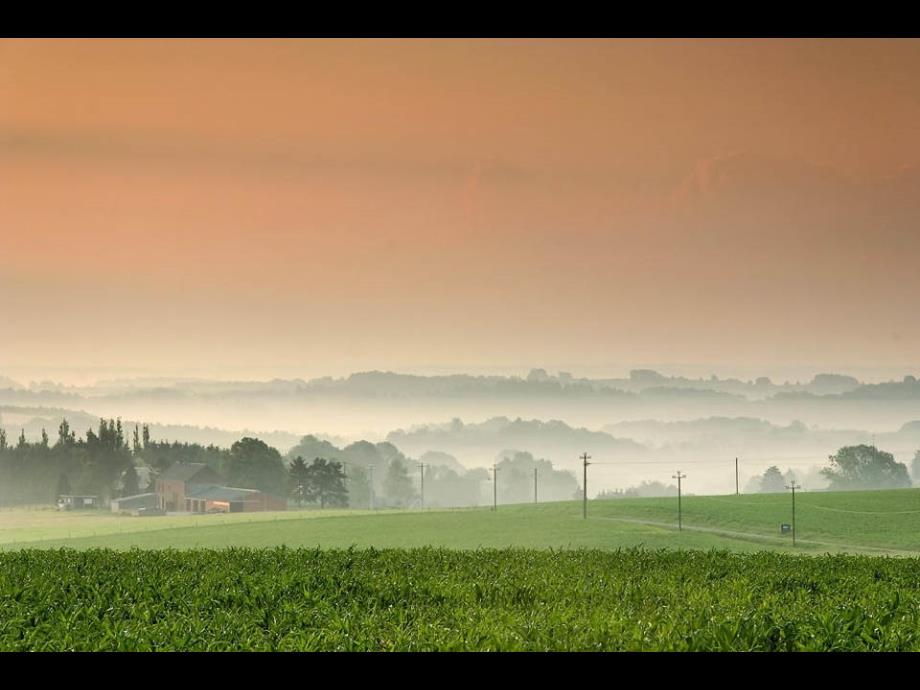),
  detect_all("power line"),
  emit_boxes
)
[582,458,833,467]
